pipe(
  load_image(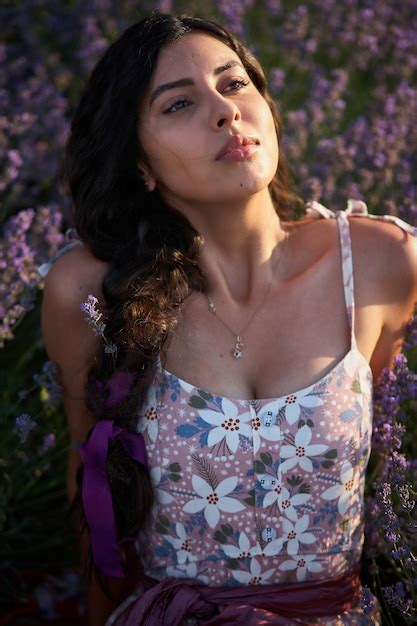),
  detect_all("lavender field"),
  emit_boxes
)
[1,0,417,623]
